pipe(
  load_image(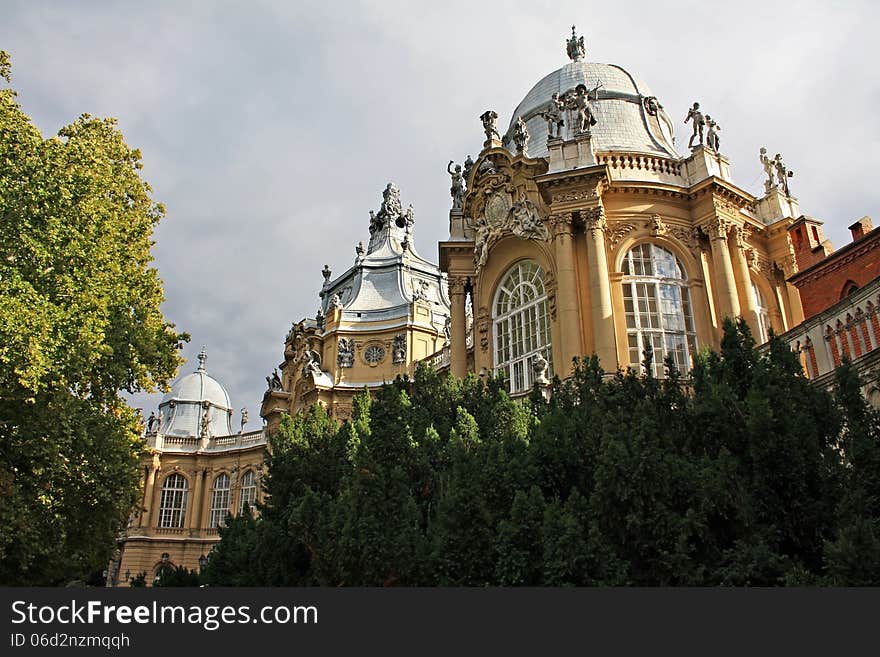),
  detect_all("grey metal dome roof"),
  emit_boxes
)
[503,61,680,159]
[157,347,234,438]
